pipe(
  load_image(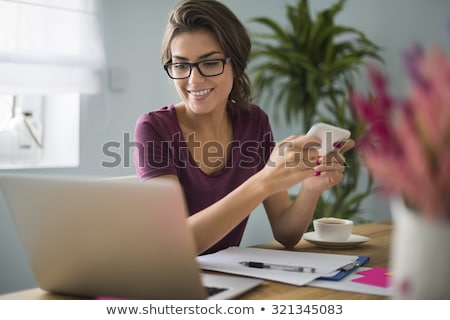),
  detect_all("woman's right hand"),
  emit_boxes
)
[259,134,322,195]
